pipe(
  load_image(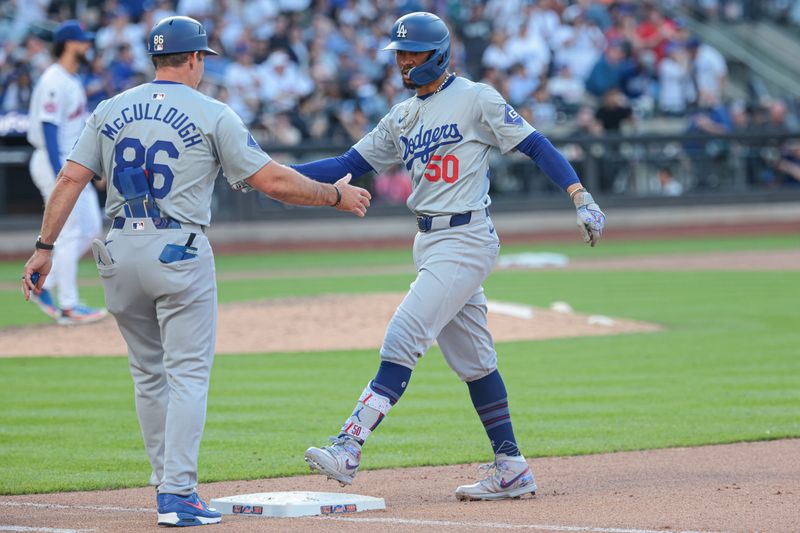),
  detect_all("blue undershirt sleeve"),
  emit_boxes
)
[42,122,62,176]
[291,147,375,184]
[515,131,581,191]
